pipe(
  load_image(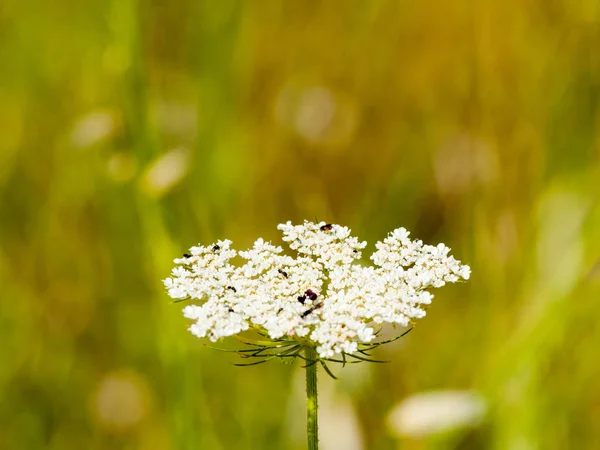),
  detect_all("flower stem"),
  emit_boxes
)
[305,347,319,450]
